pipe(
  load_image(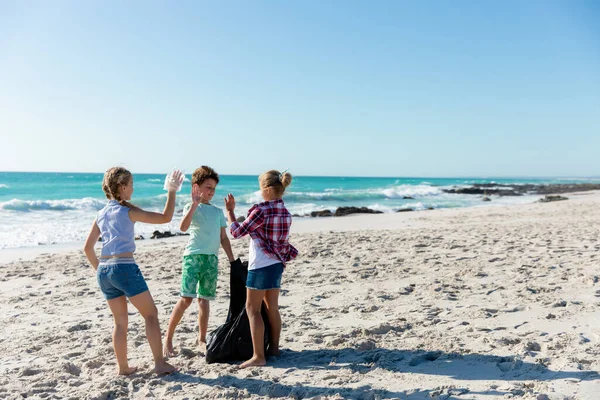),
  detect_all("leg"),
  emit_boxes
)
[240,288,267,368]
[196,254,217,354]
[128,291,176,375]
[264,289,281,357]
[197,298,210,354]
[106,296,137,375]
[163,297,194,357]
